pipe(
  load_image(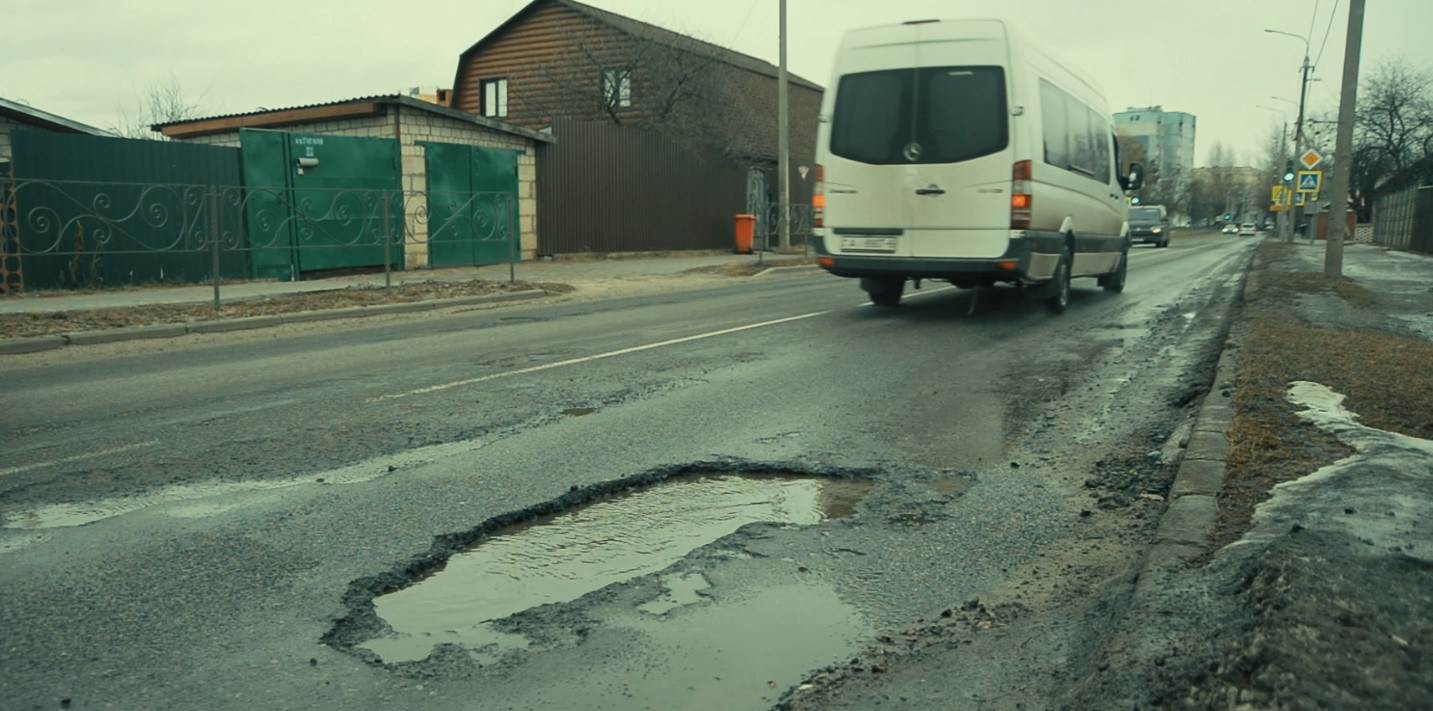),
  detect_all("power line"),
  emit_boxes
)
[1307,0,1321,41]
[732,0,761,42]
[1314,0,1341,70]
